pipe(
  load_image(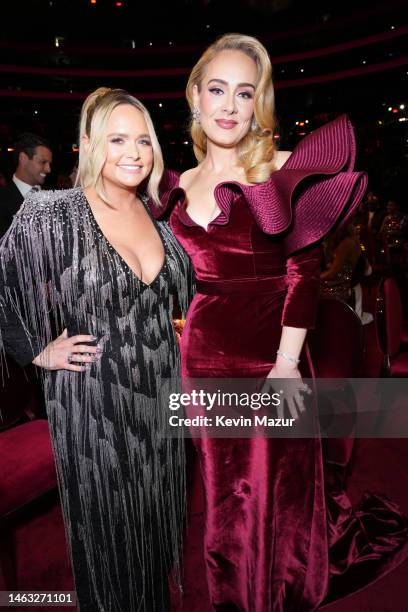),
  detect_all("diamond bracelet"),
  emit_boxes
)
[276,350,300,365]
